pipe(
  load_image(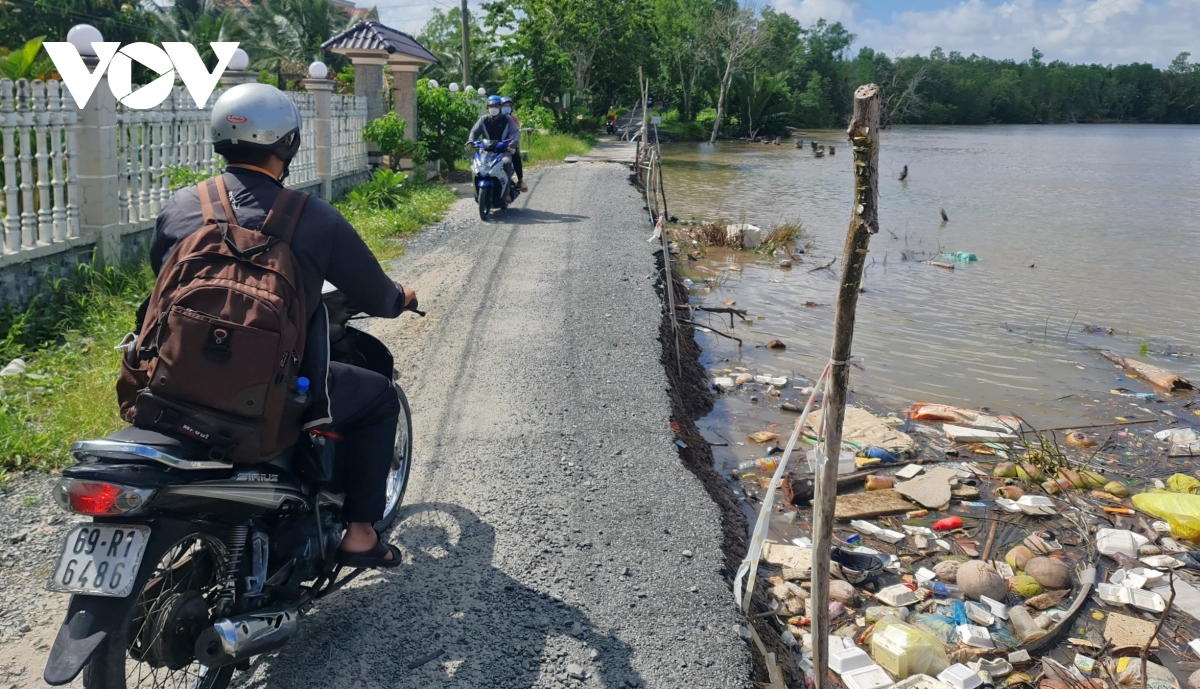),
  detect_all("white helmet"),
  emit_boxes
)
[211,83,302,169]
